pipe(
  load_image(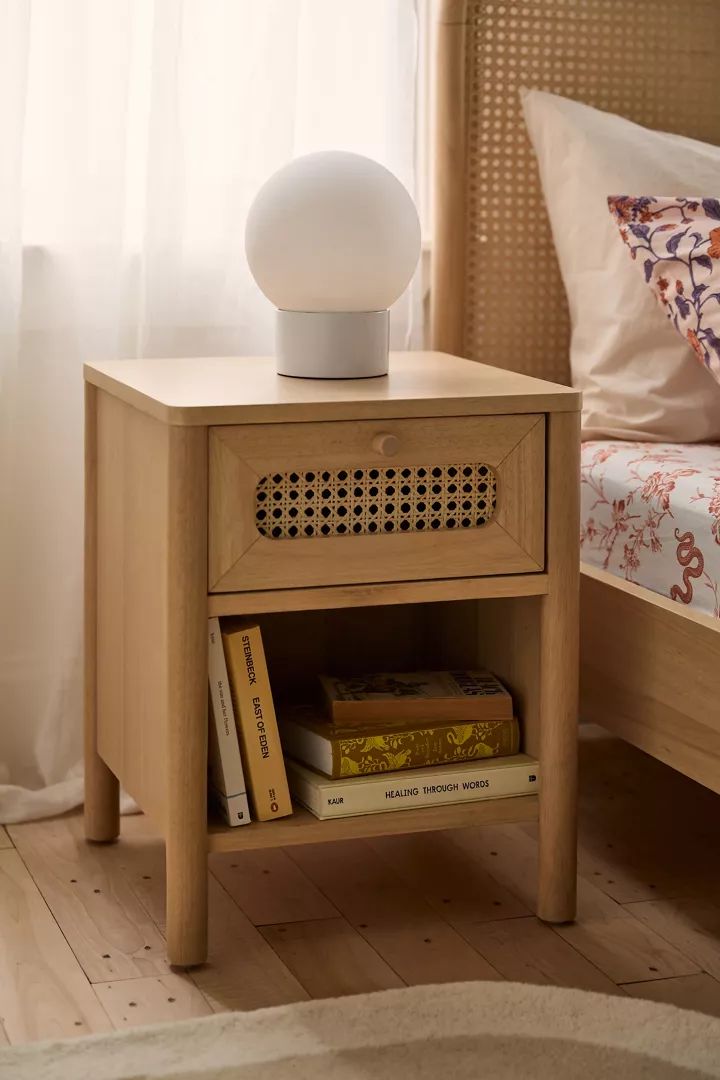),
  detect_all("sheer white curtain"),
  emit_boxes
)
[0,0,420,823]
